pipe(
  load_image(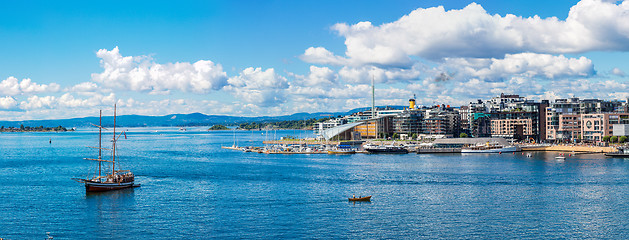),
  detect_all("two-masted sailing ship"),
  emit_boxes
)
[74,105,139,192]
